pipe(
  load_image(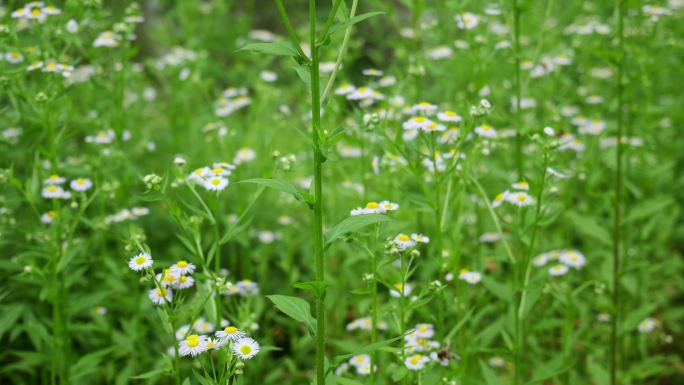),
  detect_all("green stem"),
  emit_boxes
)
[611,1,625,384]
[319,0,359,105]
[309,2,326,385]
[512,0,523,180]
